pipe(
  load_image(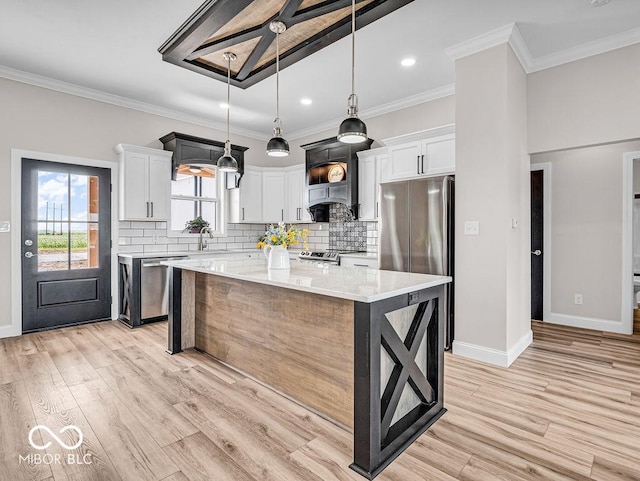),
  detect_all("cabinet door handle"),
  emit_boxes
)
[242,207,245,221]
[376,201,379,219]
[150,202,154,218]
[146,202,149,218]
[281,209,284,221]
[417,155,421,175]
[421,154,425,174]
